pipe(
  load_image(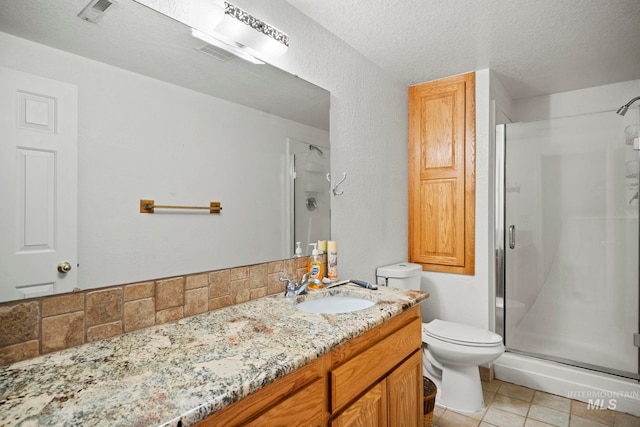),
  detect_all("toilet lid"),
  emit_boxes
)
[423,319,503,347]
